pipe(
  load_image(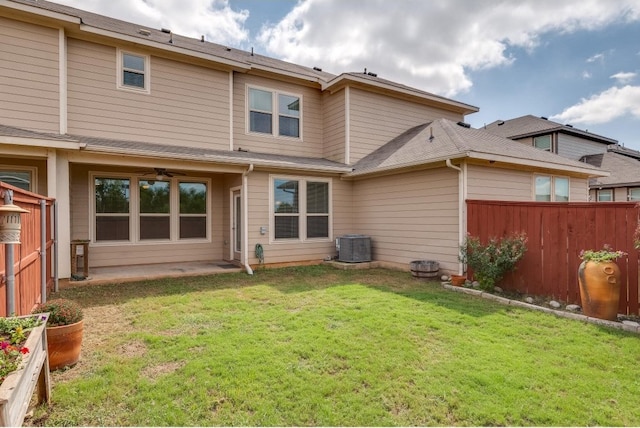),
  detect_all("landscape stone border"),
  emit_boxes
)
[442,282,640,335]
